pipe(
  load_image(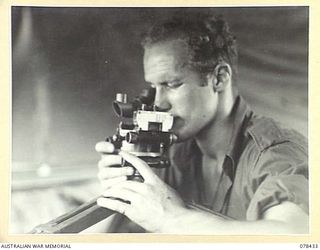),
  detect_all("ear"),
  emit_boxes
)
[212,62,232,92]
